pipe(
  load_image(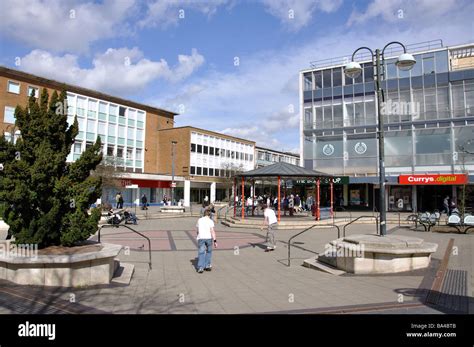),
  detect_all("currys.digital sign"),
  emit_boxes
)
[399,174,468,185]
